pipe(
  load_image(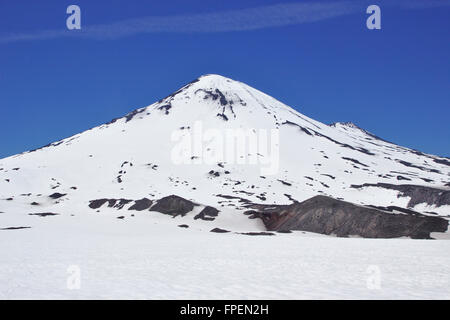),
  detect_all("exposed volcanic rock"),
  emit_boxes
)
[196,88,229,106]
[150,195,195,217]
[113,199,133,209]
[434,158,450,166]
[366,205,423,216]
[277,230,292,233]
[89,199,108,209]
[49,193,66,199]
[215,194,252,204]
[28,212,59,217]
[88,198,132,210]
[158,104,172,115]
[278,179,292,186]
[239,232,275,236]
[246,195,448,239]
[210,228,230,233]
[396,159,440,174]
[124,108,145,122]
[208,170,220,177]
[1,226,31,230]
[107,199,117,207]
[350,183,450,208]
[194,87,236,121]
[194,206,219,221]
[87,196,195,216]
[128,198,153,211]
[341,157,369,168]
